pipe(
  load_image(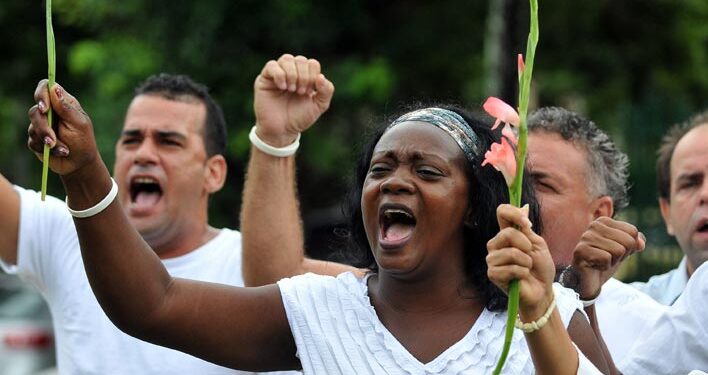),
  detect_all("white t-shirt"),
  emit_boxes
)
[619,262,708,375]
[594,277,667,360]
[1,186,296,375]
[278,272,593,375]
